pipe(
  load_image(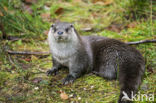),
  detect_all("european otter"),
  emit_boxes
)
[47,22,145,103]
